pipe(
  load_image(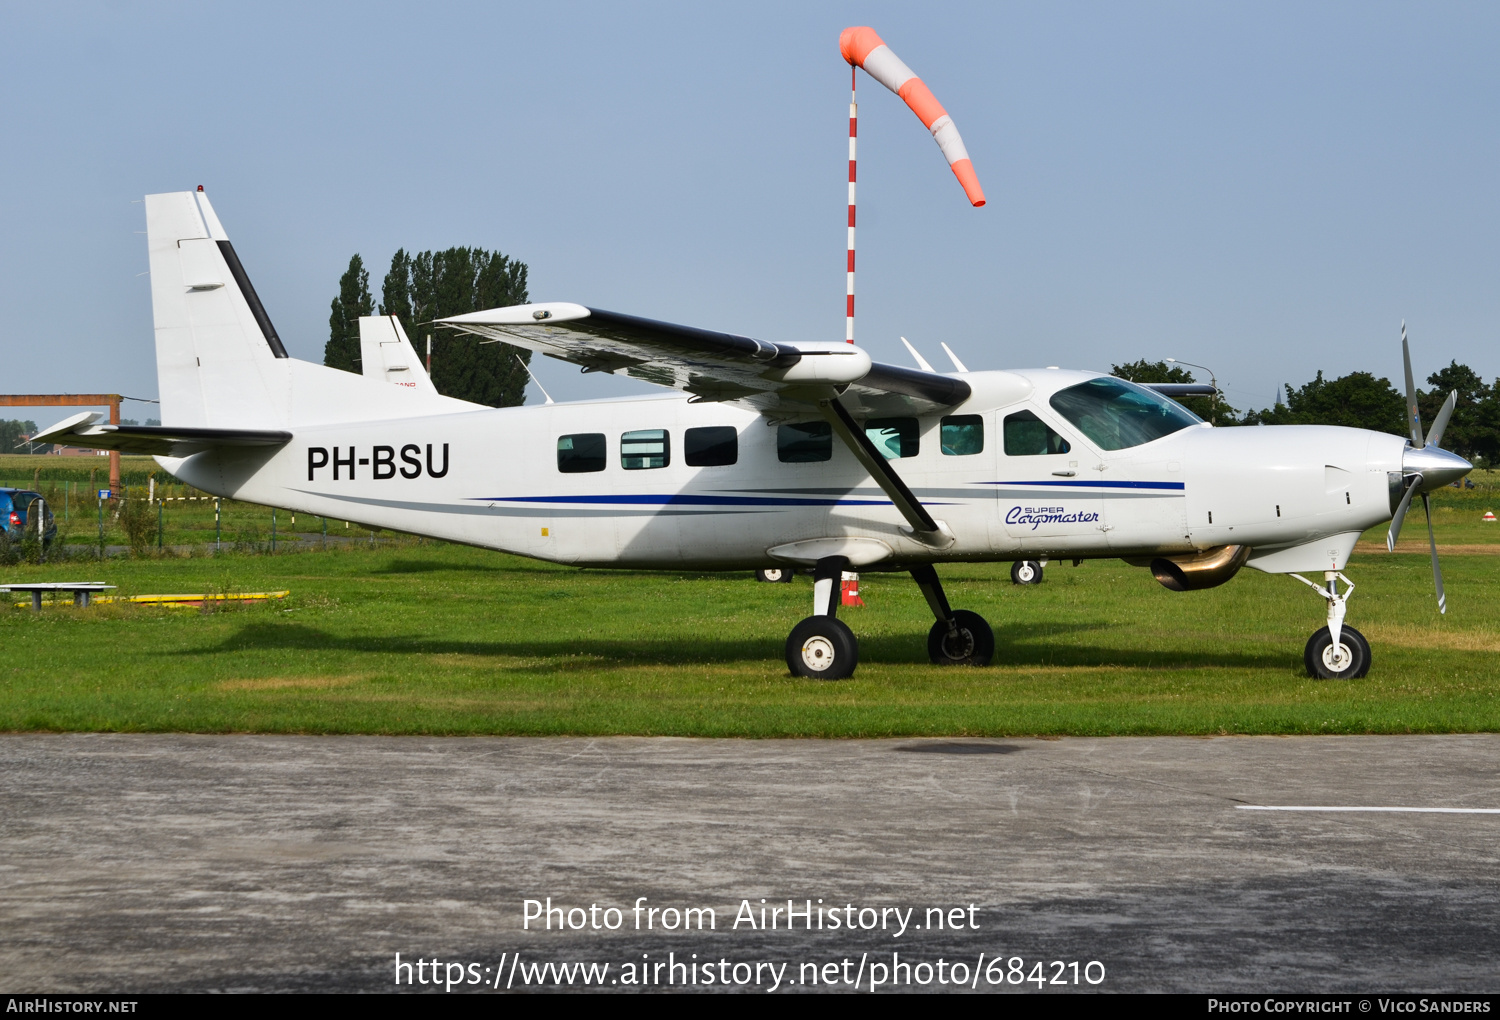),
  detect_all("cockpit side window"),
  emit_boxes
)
[1049,377,1201,451]
[1003,410,1071,456]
